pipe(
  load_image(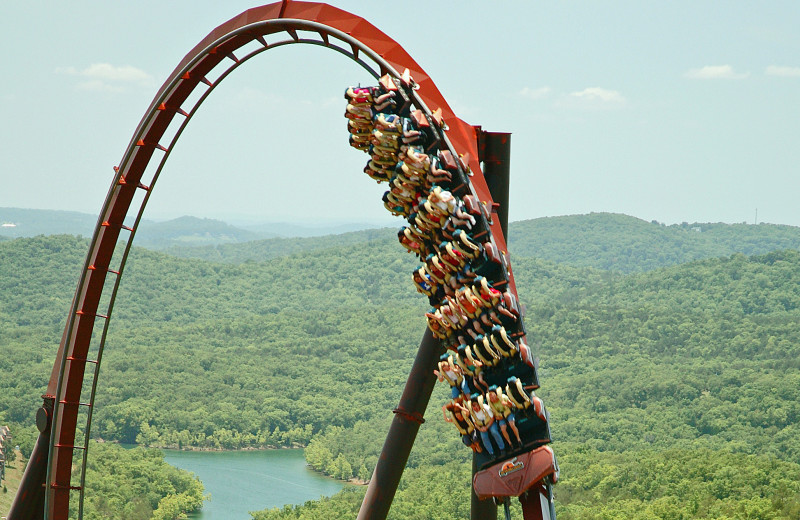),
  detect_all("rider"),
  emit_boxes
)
[434,355,468,399]
[443,400,481,452]
[468,394,505,456]
[486,386,522,447]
